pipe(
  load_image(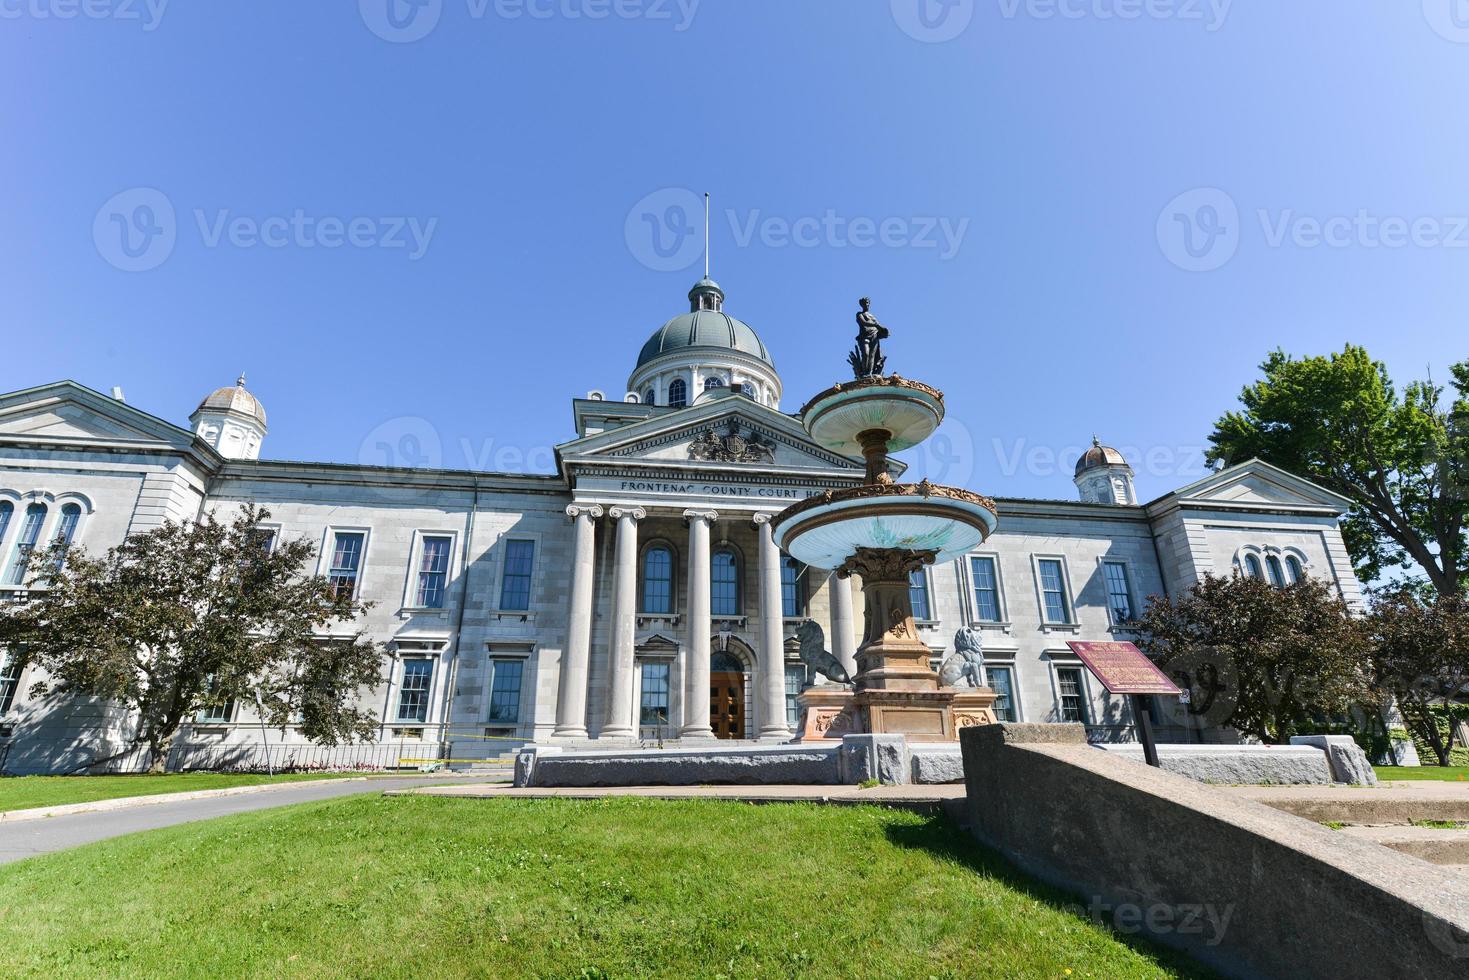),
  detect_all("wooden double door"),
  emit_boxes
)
[709,670,745,739]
